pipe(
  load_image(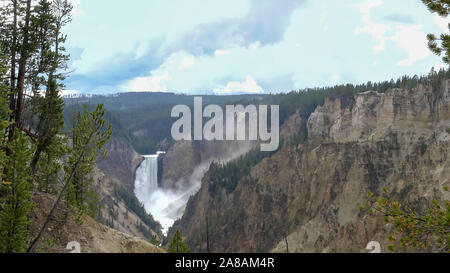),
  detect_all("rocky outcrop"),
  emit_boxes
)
[97,137,143,192]
[280,111,302,139]
[161,141,198,190]
[308,81,450,143]
[169,80,450,253]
